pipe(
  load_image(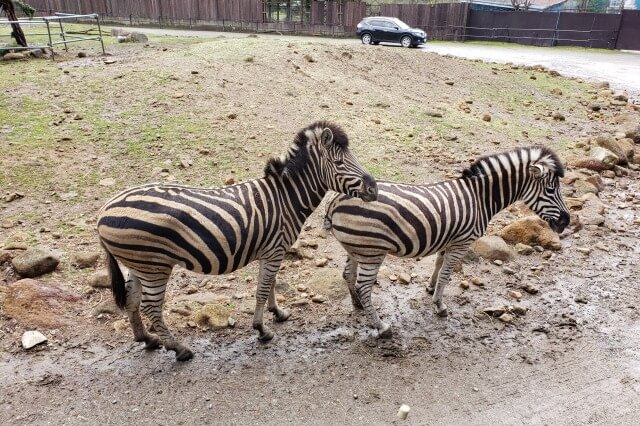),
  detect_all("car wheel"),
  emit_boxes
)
[361,33,372,45]
[400,36,412,48]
